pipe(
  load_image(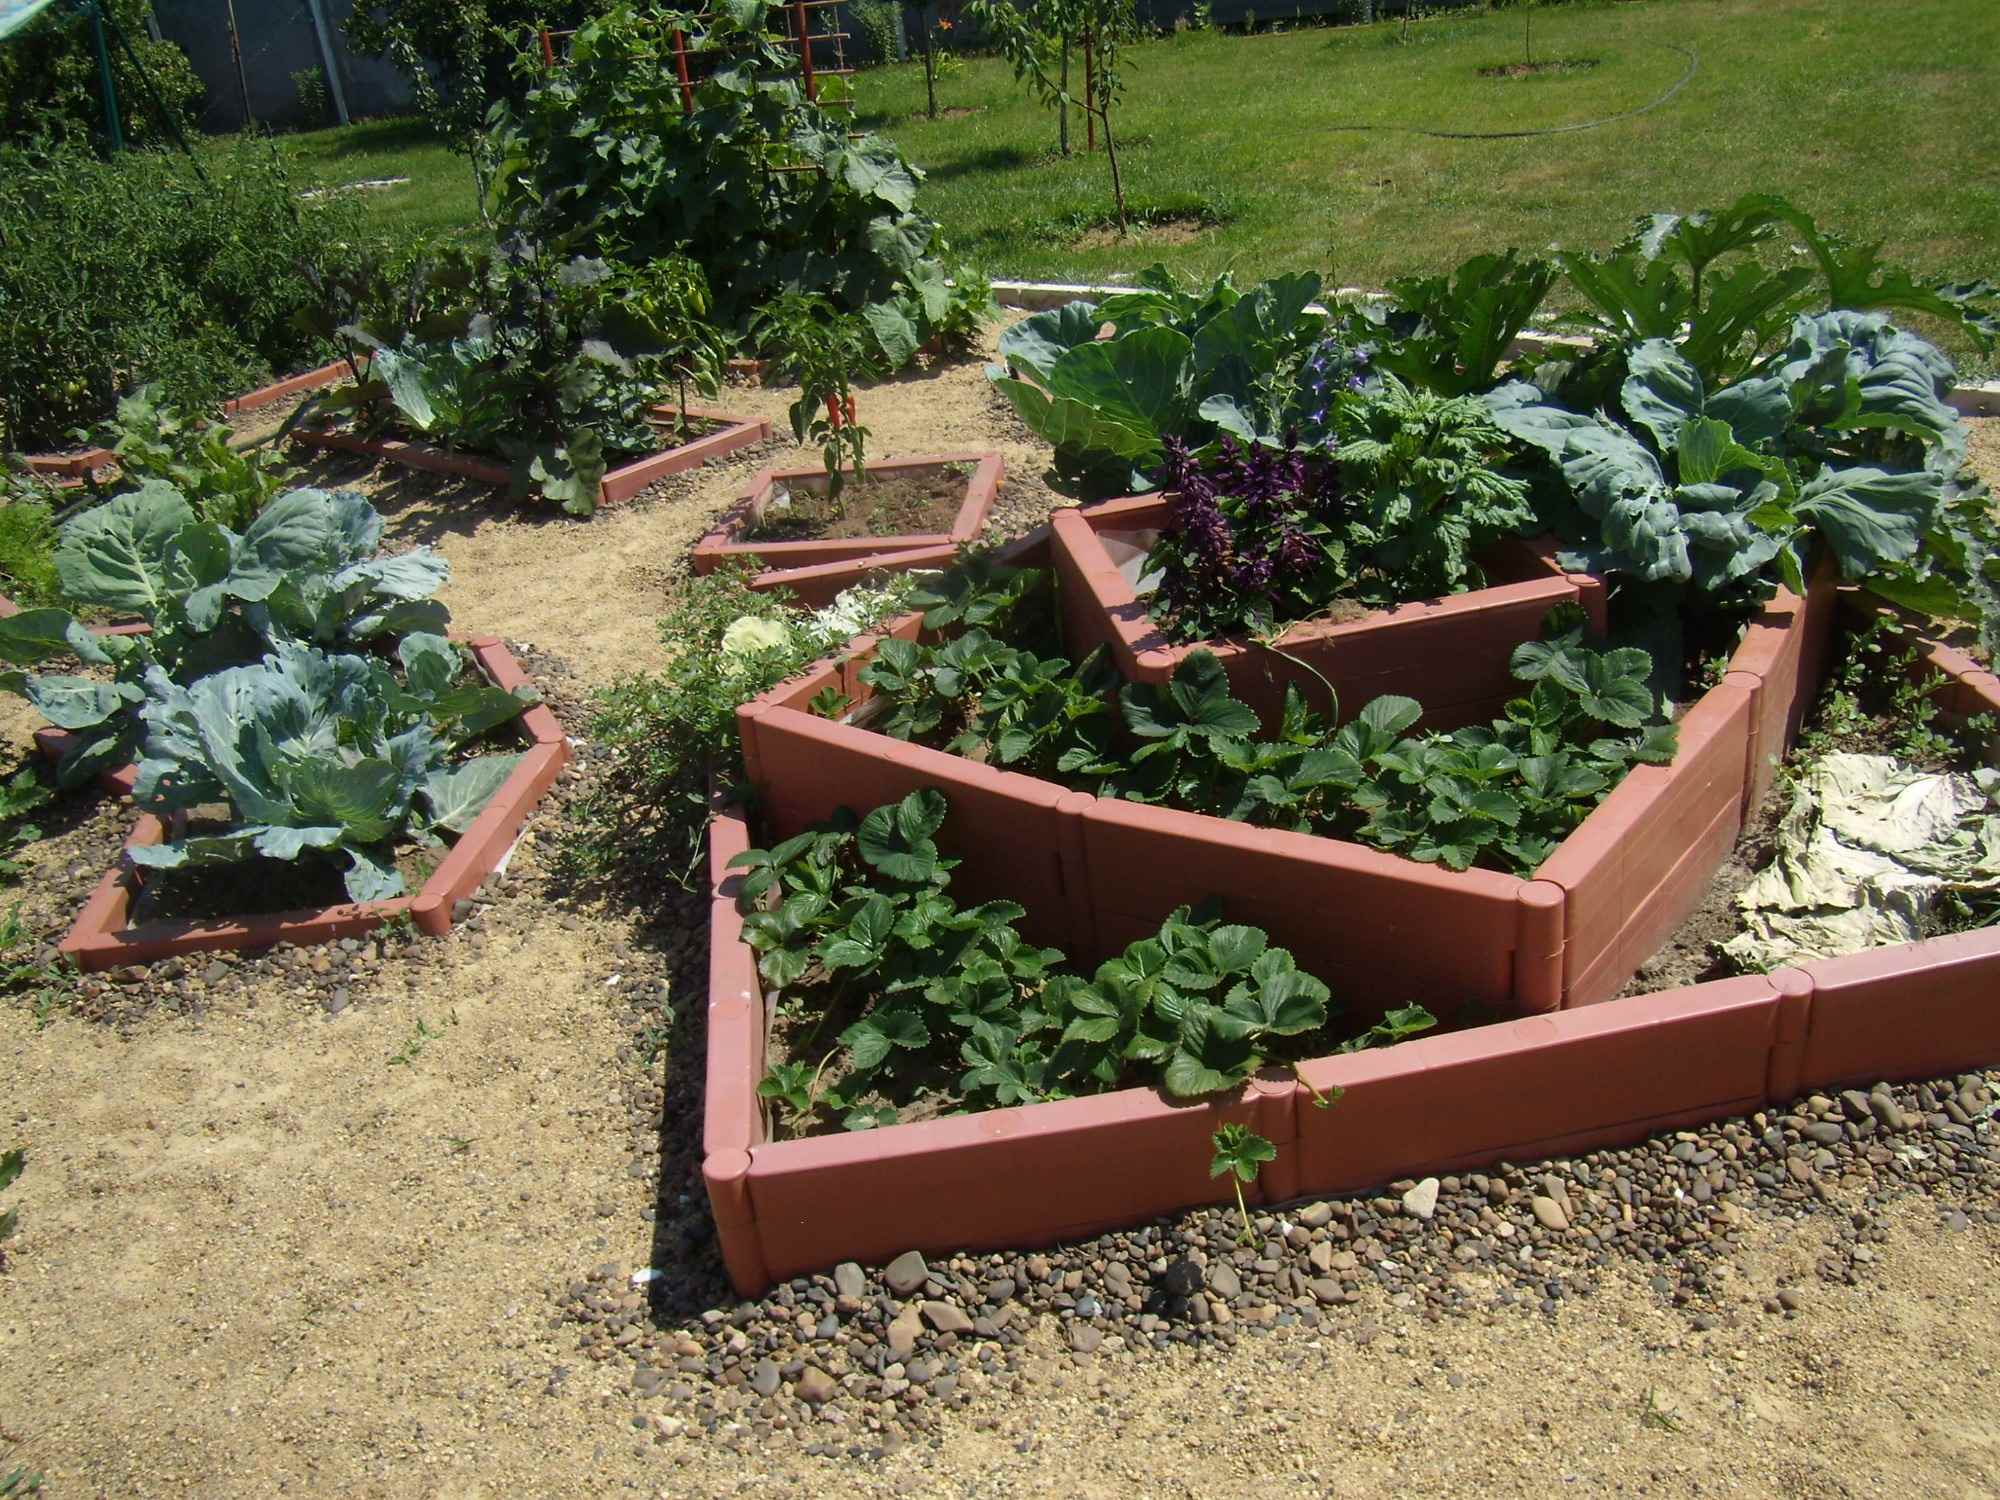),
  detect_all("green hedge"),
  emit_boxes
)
[0,138,358,451]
